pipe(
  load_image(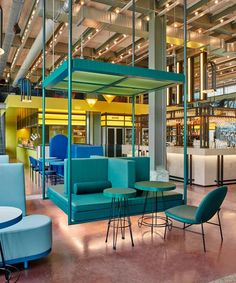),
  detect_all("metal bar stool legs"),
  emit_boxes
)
[105,197,134,250]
